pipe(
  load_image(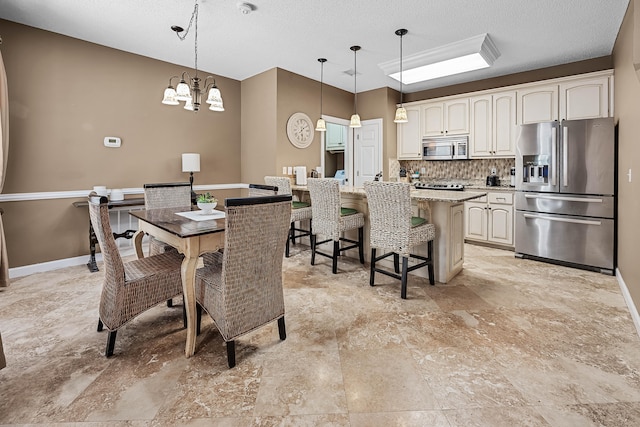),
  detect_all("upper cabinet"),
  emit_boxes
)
[395,70,613,160]
[517,84,559,124]
[559,76,610,121]
[469,91,517,158]
[397,106,422,160]
[517,74,610,124]
[325,122,347,151]
[421,99,469,137]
